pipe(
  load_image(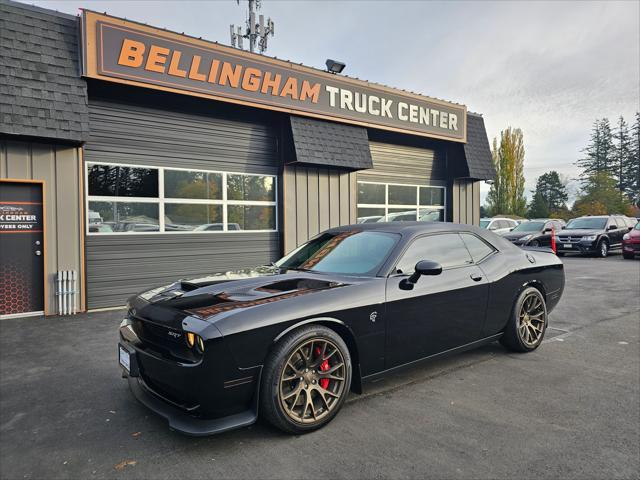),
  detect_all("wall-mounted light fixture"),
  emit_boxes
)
[325,59,346,74]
